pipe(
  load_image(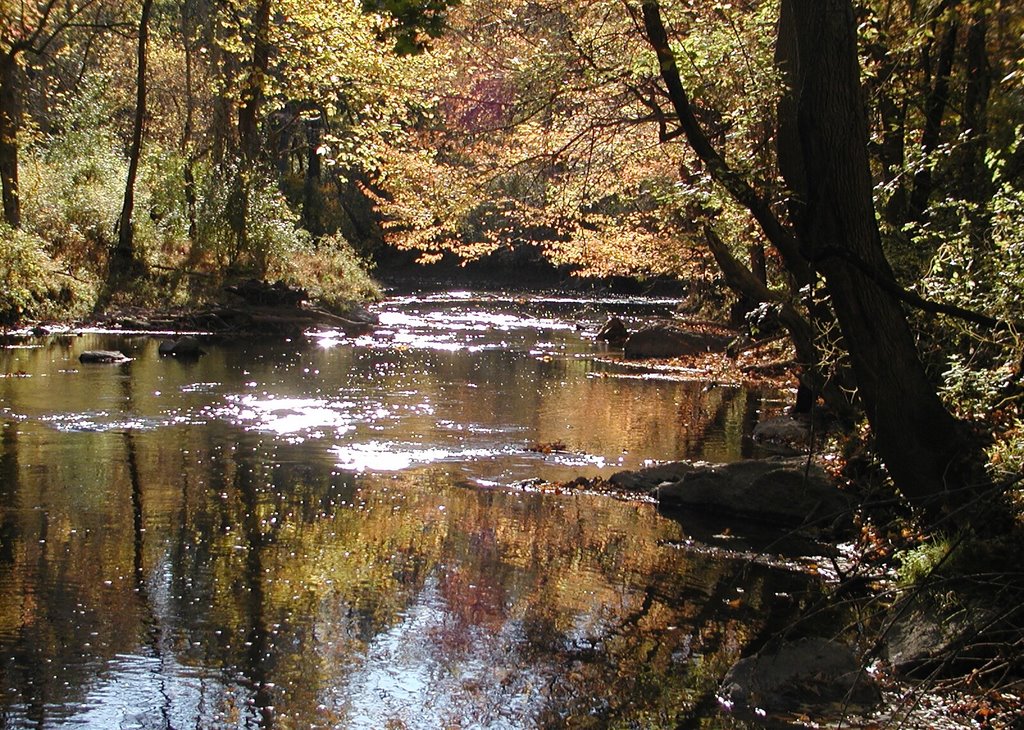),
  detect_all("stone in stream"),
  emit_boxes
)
[656,458,854,531]
[752,415,812,451]
[79,350,131,364]
[623,323,732,359]
[611,457,854,532]
[158,336,205,358]
[595,316,629,346]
